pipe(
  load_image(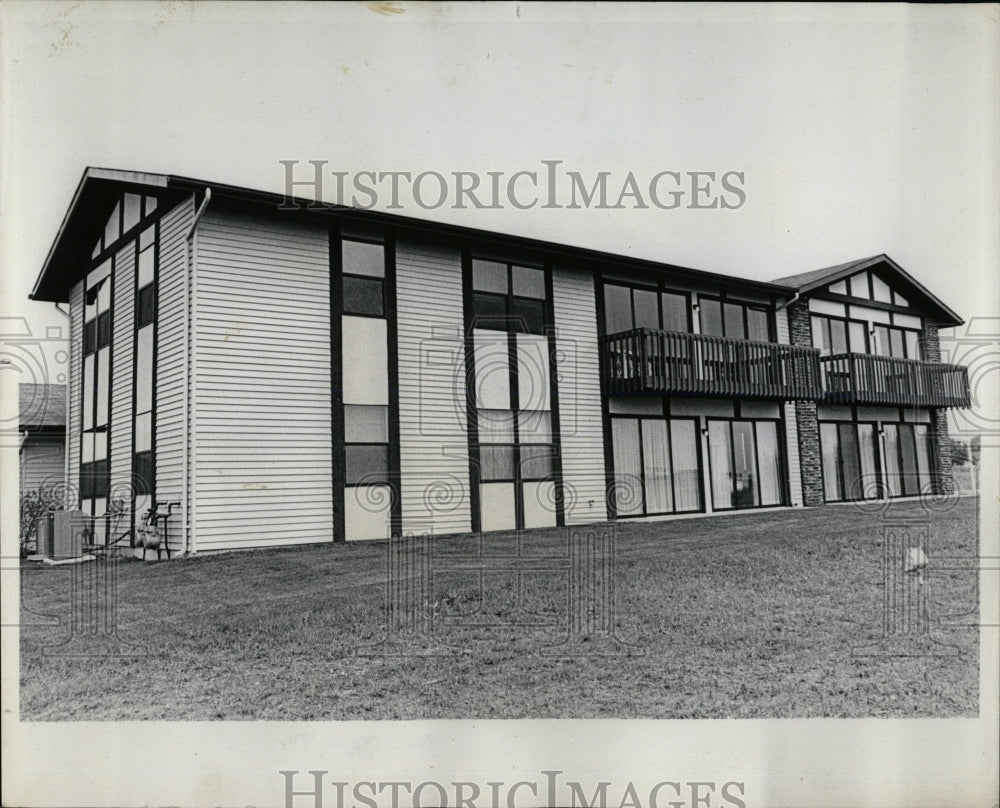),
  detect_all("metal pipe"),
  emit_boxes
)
[53,303,71,505]
[775,291,801,311]
[182,188,212,555]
